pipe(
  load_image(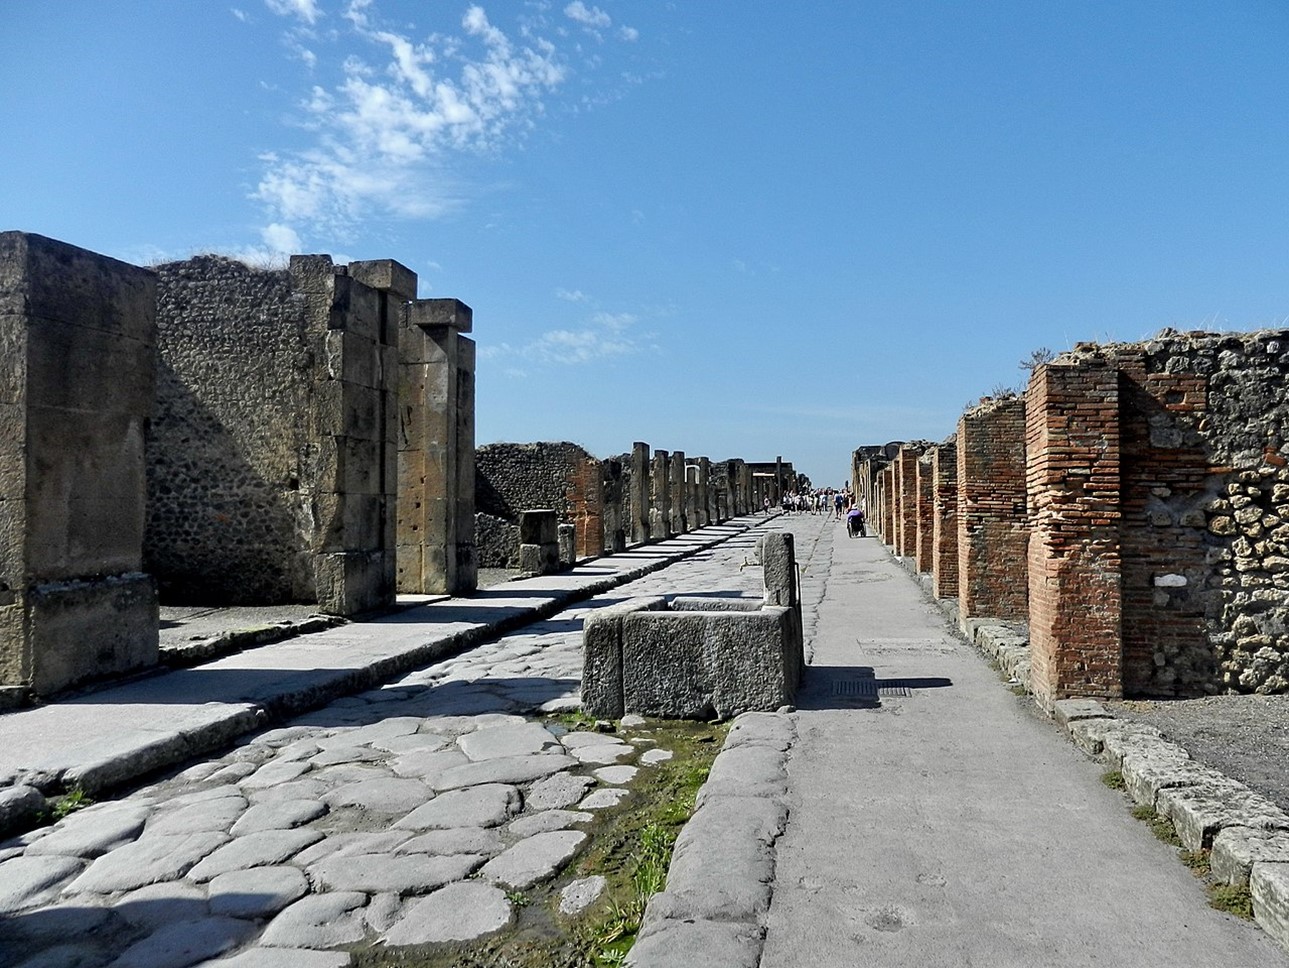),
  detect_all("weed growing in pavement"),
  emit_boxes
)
[1179,849,1211,877]
[1100,770,1126,790]
[50,787,92,821]
[1208,883,1255,920]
